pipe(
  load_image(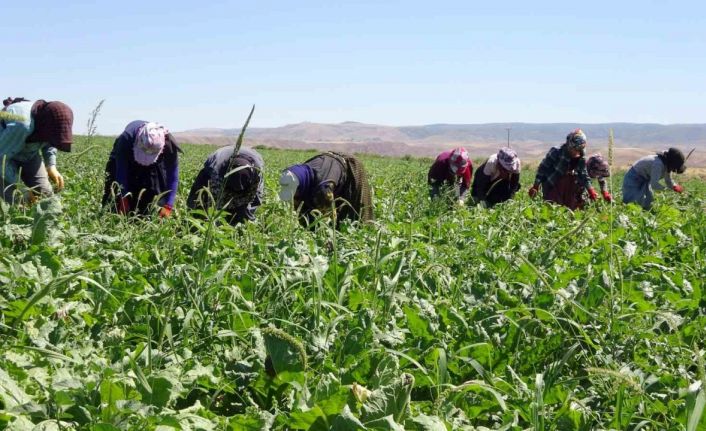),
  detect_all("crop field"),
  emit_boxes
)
[1,135,705,430]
